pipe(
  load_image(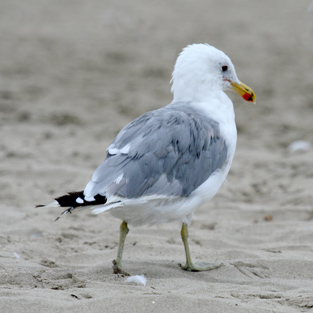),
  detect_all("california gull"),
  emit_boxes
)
[38,44,256,275]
